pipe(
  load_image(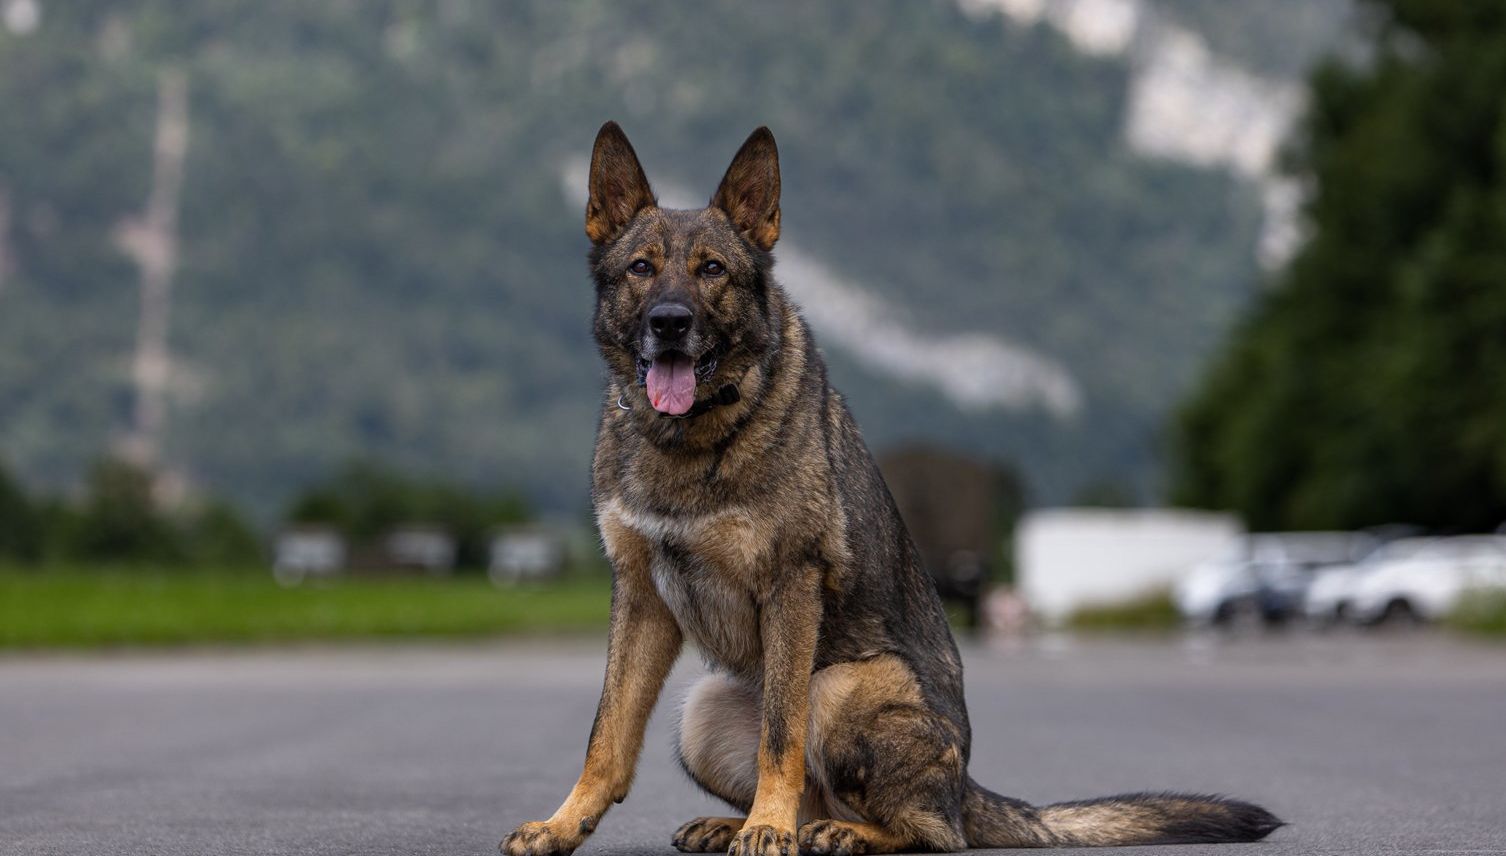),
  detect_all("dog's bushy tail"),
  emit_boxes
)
[962,779,1283,848]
